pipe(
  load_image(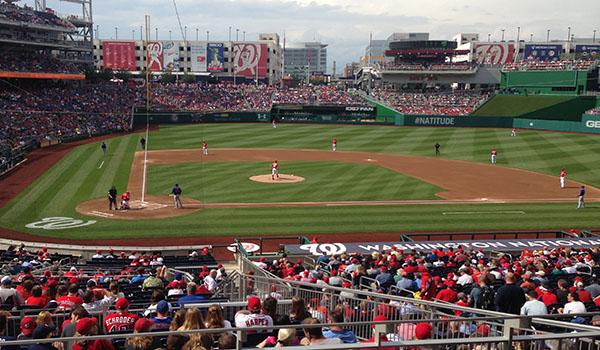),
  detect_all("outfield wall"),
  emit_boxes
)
[132,111,271,125]
[514,114,600,134]
[395,115,513,128]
